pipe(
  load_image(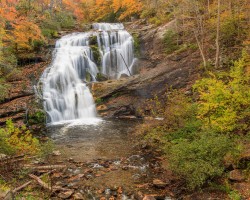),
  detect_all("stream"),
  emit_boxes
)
[37,23,172,199]
[45,119,172,199]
